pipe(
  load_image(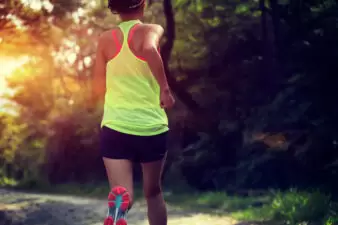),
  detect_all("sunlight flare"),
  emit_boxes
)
[0,56,30,94]
[20,0,53,12]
